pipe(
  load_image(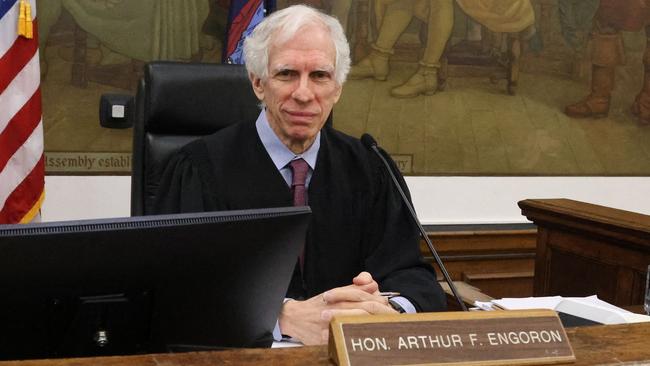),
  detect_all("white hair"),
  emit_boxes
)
[242,4,351,85]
